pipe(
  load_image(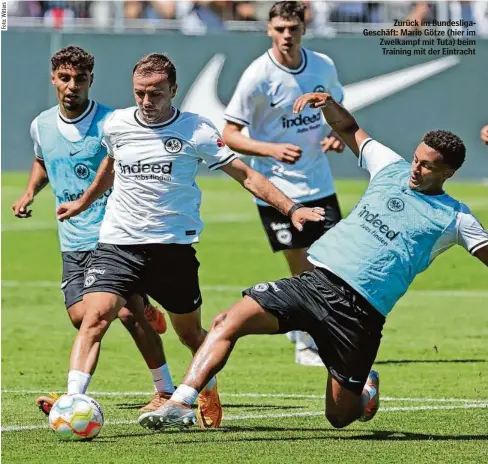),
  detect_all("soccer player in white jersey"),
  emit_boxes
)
[55,53,325,428]
[222,1,345,365]
[138,91,488,432]
[12,46,172,415]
